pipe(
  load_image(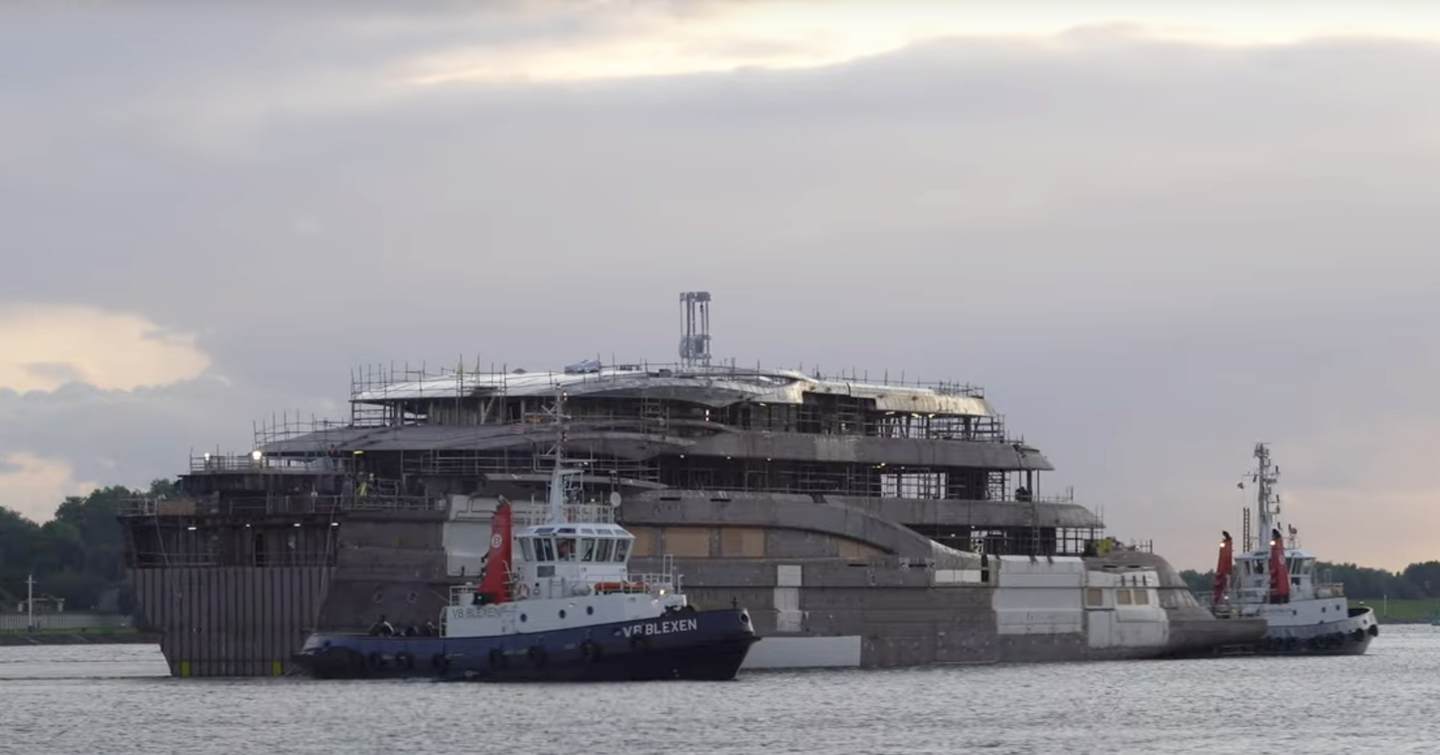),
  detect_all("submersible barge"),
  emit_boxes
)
[119,292,1260,676]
